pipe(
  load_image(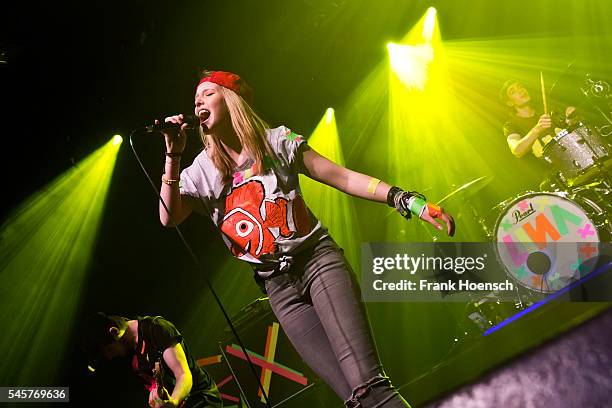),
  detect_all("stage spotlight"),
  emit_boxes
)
[112,134,123,145]
[423,7,437,42]
[387,6,440,91]
[0,136,122,385]
[299,109,361,267]
[325,107,335,124]
[388,42,434,90]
